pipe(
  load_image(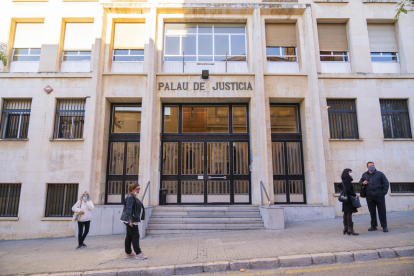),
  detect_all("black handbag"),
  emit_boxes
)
[359,174,373,198]
[350,196,362,208]
[338,181,349,203]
